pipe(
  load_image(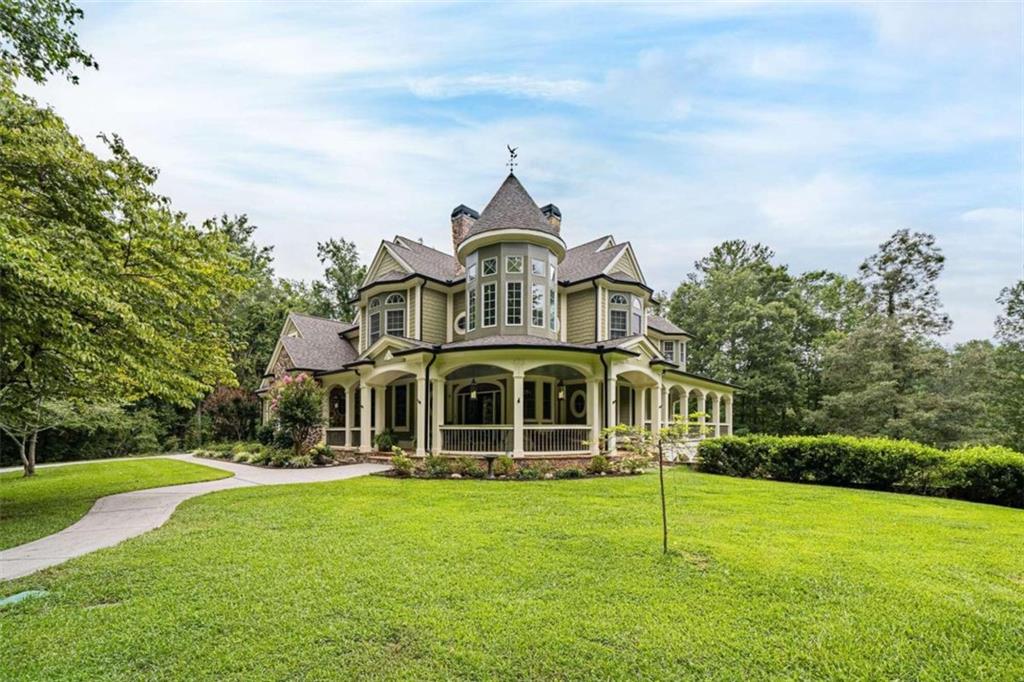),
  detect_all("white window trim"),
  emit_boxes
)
[385,308,405,337]
[384,292,405,305]
[609,309,627,338]
[531,258,545,277]
[662,340,675,362]
[482,257,497,277]
[531,284,545,328]
[482,281,497,328]
[609,293,628,306]
[454,311,467,336]
[506,255,523,274]
[467,289,477,331]
[506,281,523,326]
